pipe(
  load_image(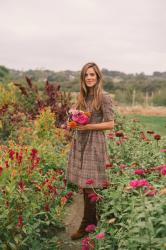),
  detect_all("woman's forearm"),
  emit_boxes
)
[76,120,114,131]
